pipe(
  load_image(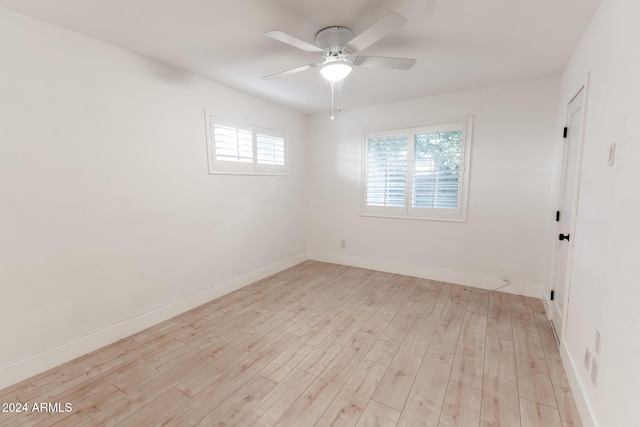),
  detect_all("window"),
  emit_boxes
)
[206,113,287,175]
[362,116,472,222]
